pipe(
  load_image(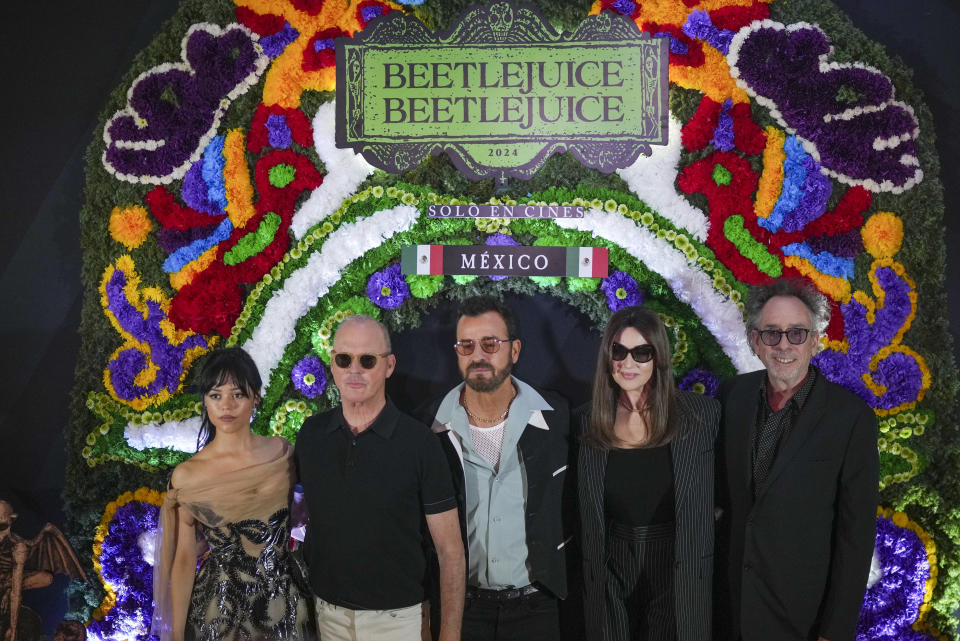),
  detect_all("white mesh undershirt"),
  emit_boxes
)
[468,420,507,469]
